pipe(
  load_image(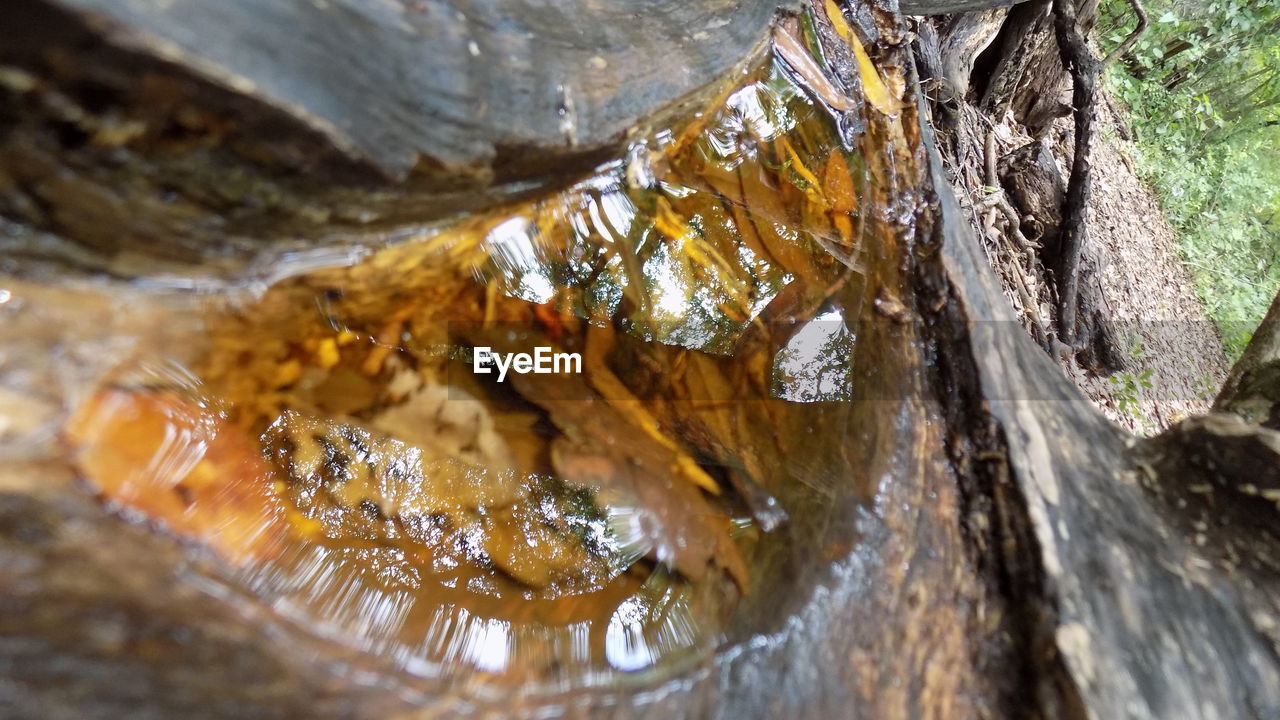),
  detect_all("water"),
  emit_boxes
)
[49,11,921,696]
